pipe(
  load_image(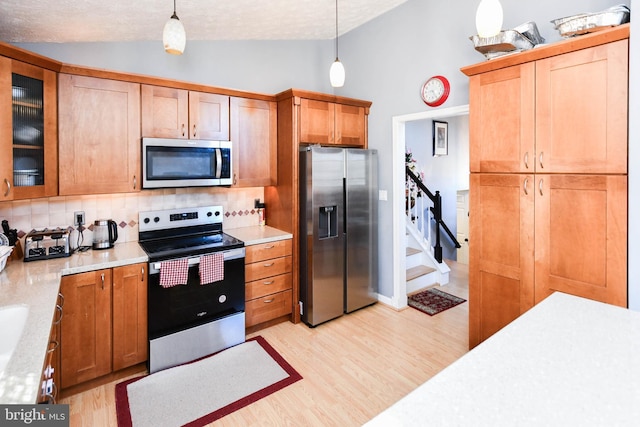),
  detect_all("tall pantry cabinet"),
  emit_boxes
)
[461,25,629,349]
